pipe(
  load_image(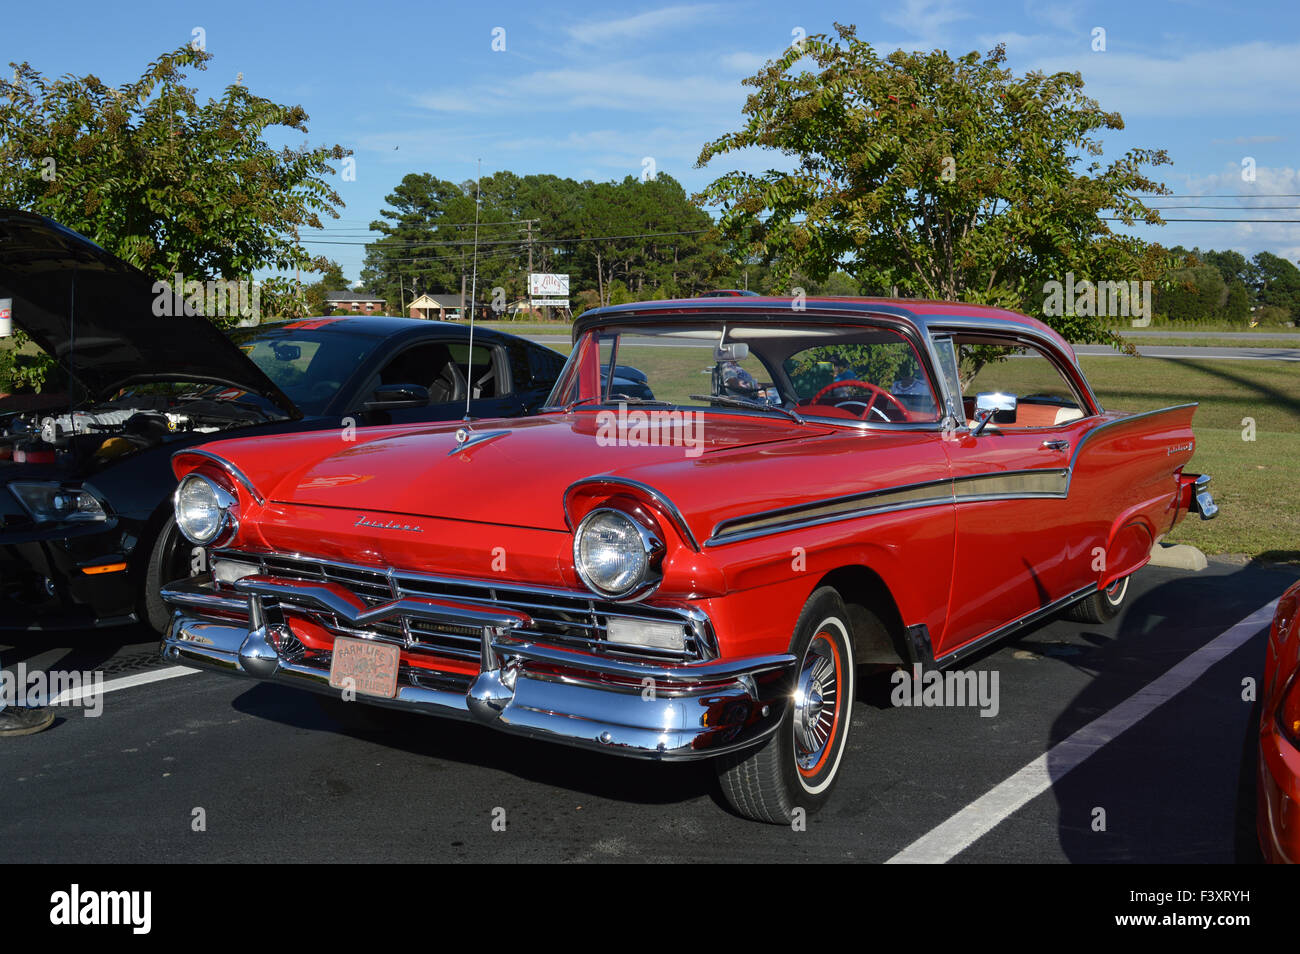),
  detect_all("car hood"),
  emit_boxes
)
[189,411,943,544]
[0,209,298,415]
